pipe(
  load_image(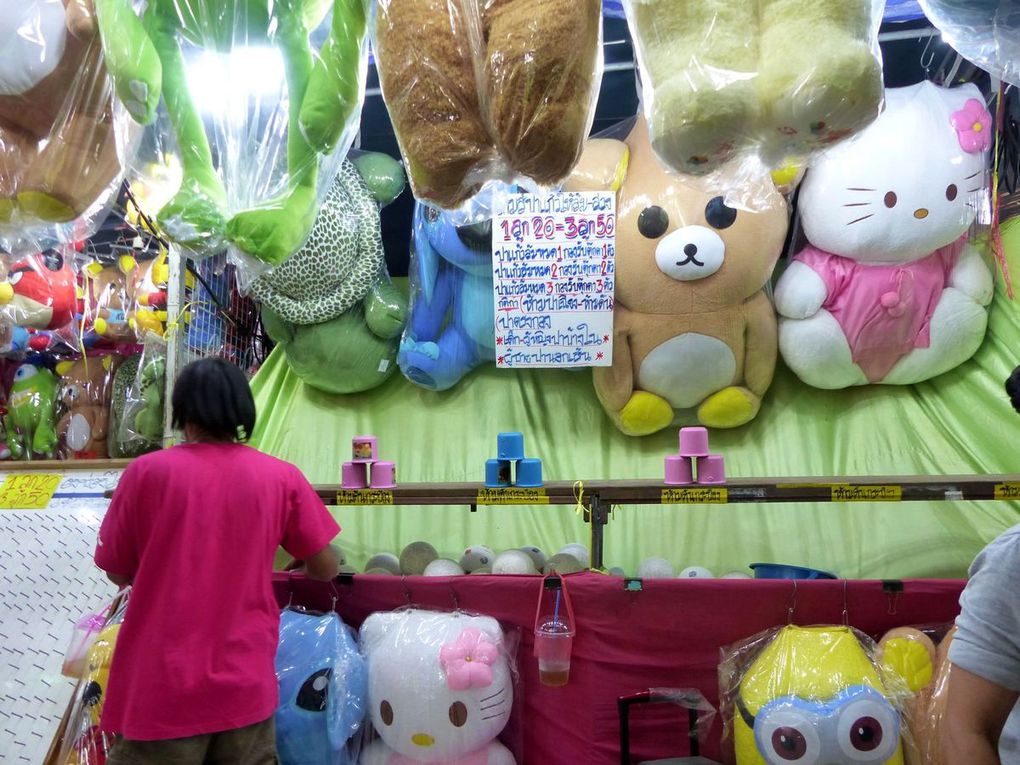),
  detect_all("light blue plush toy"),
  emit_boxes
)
[397,205,496,391]
[275,609,368,765]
